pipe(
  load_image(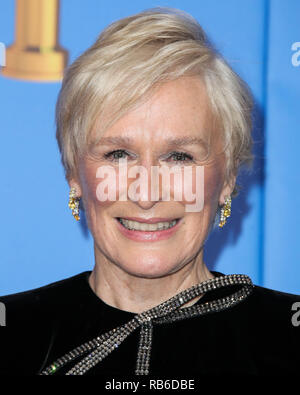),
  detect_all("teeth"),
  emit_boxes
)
[119,218,177,231]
